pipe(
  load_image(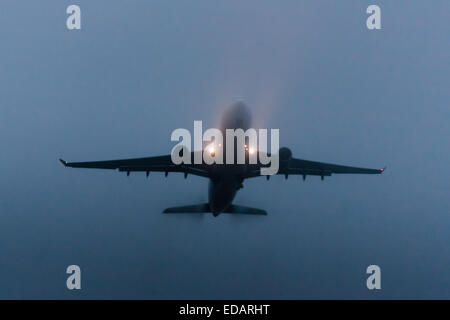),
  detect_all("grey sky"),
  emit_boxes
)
[0,0,449,298]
